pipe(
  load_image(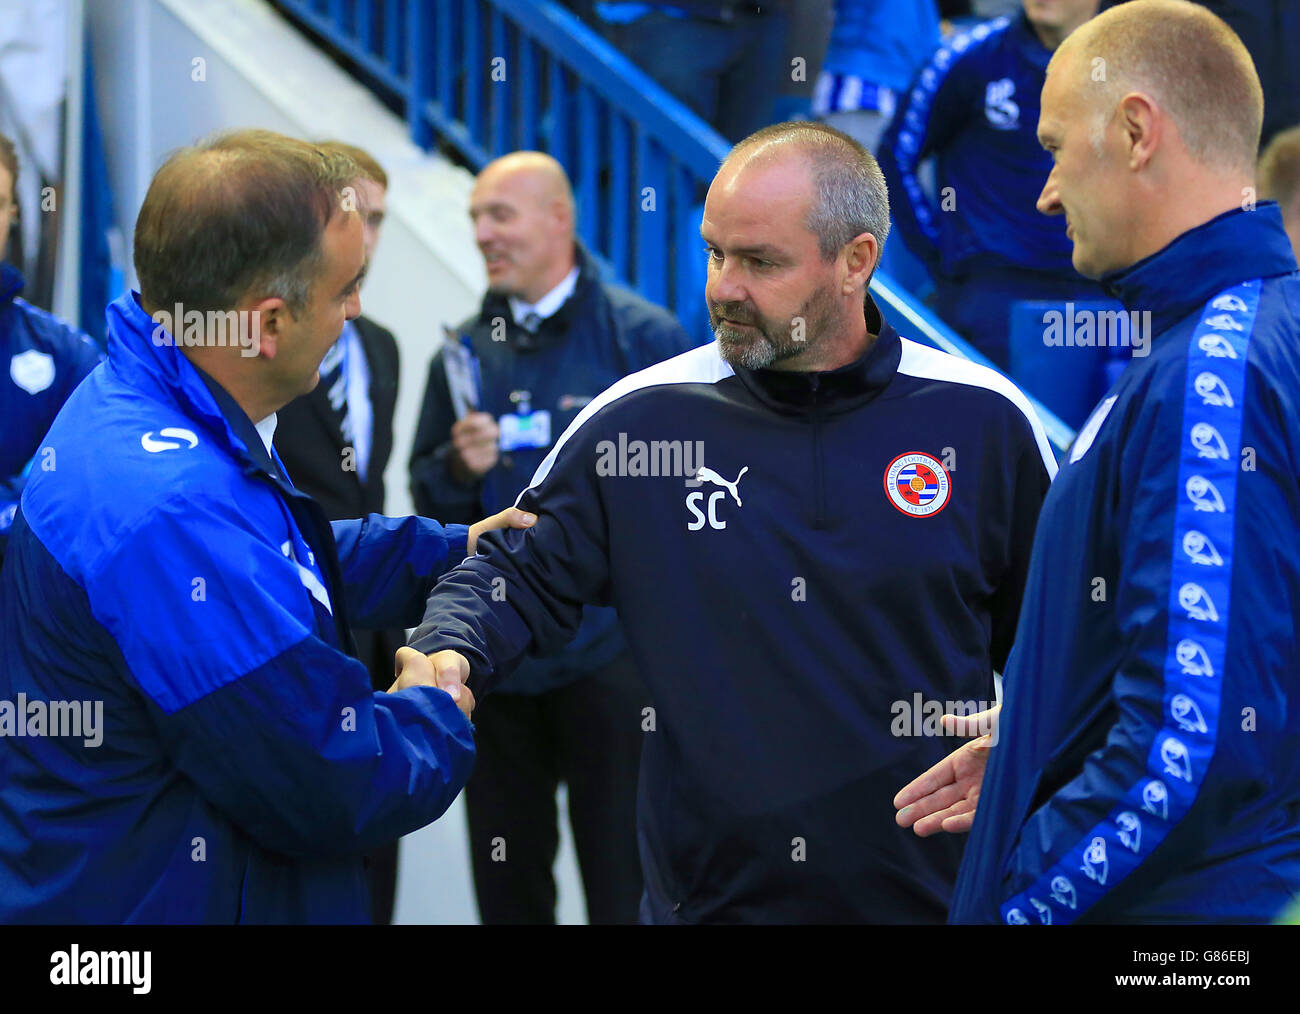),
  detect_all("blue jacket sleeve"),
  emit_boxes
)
[330,513,470,629]
[86,492,476,859]
[989,358,1279,924]
[408,403,614,694]
[878,34,979,272]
